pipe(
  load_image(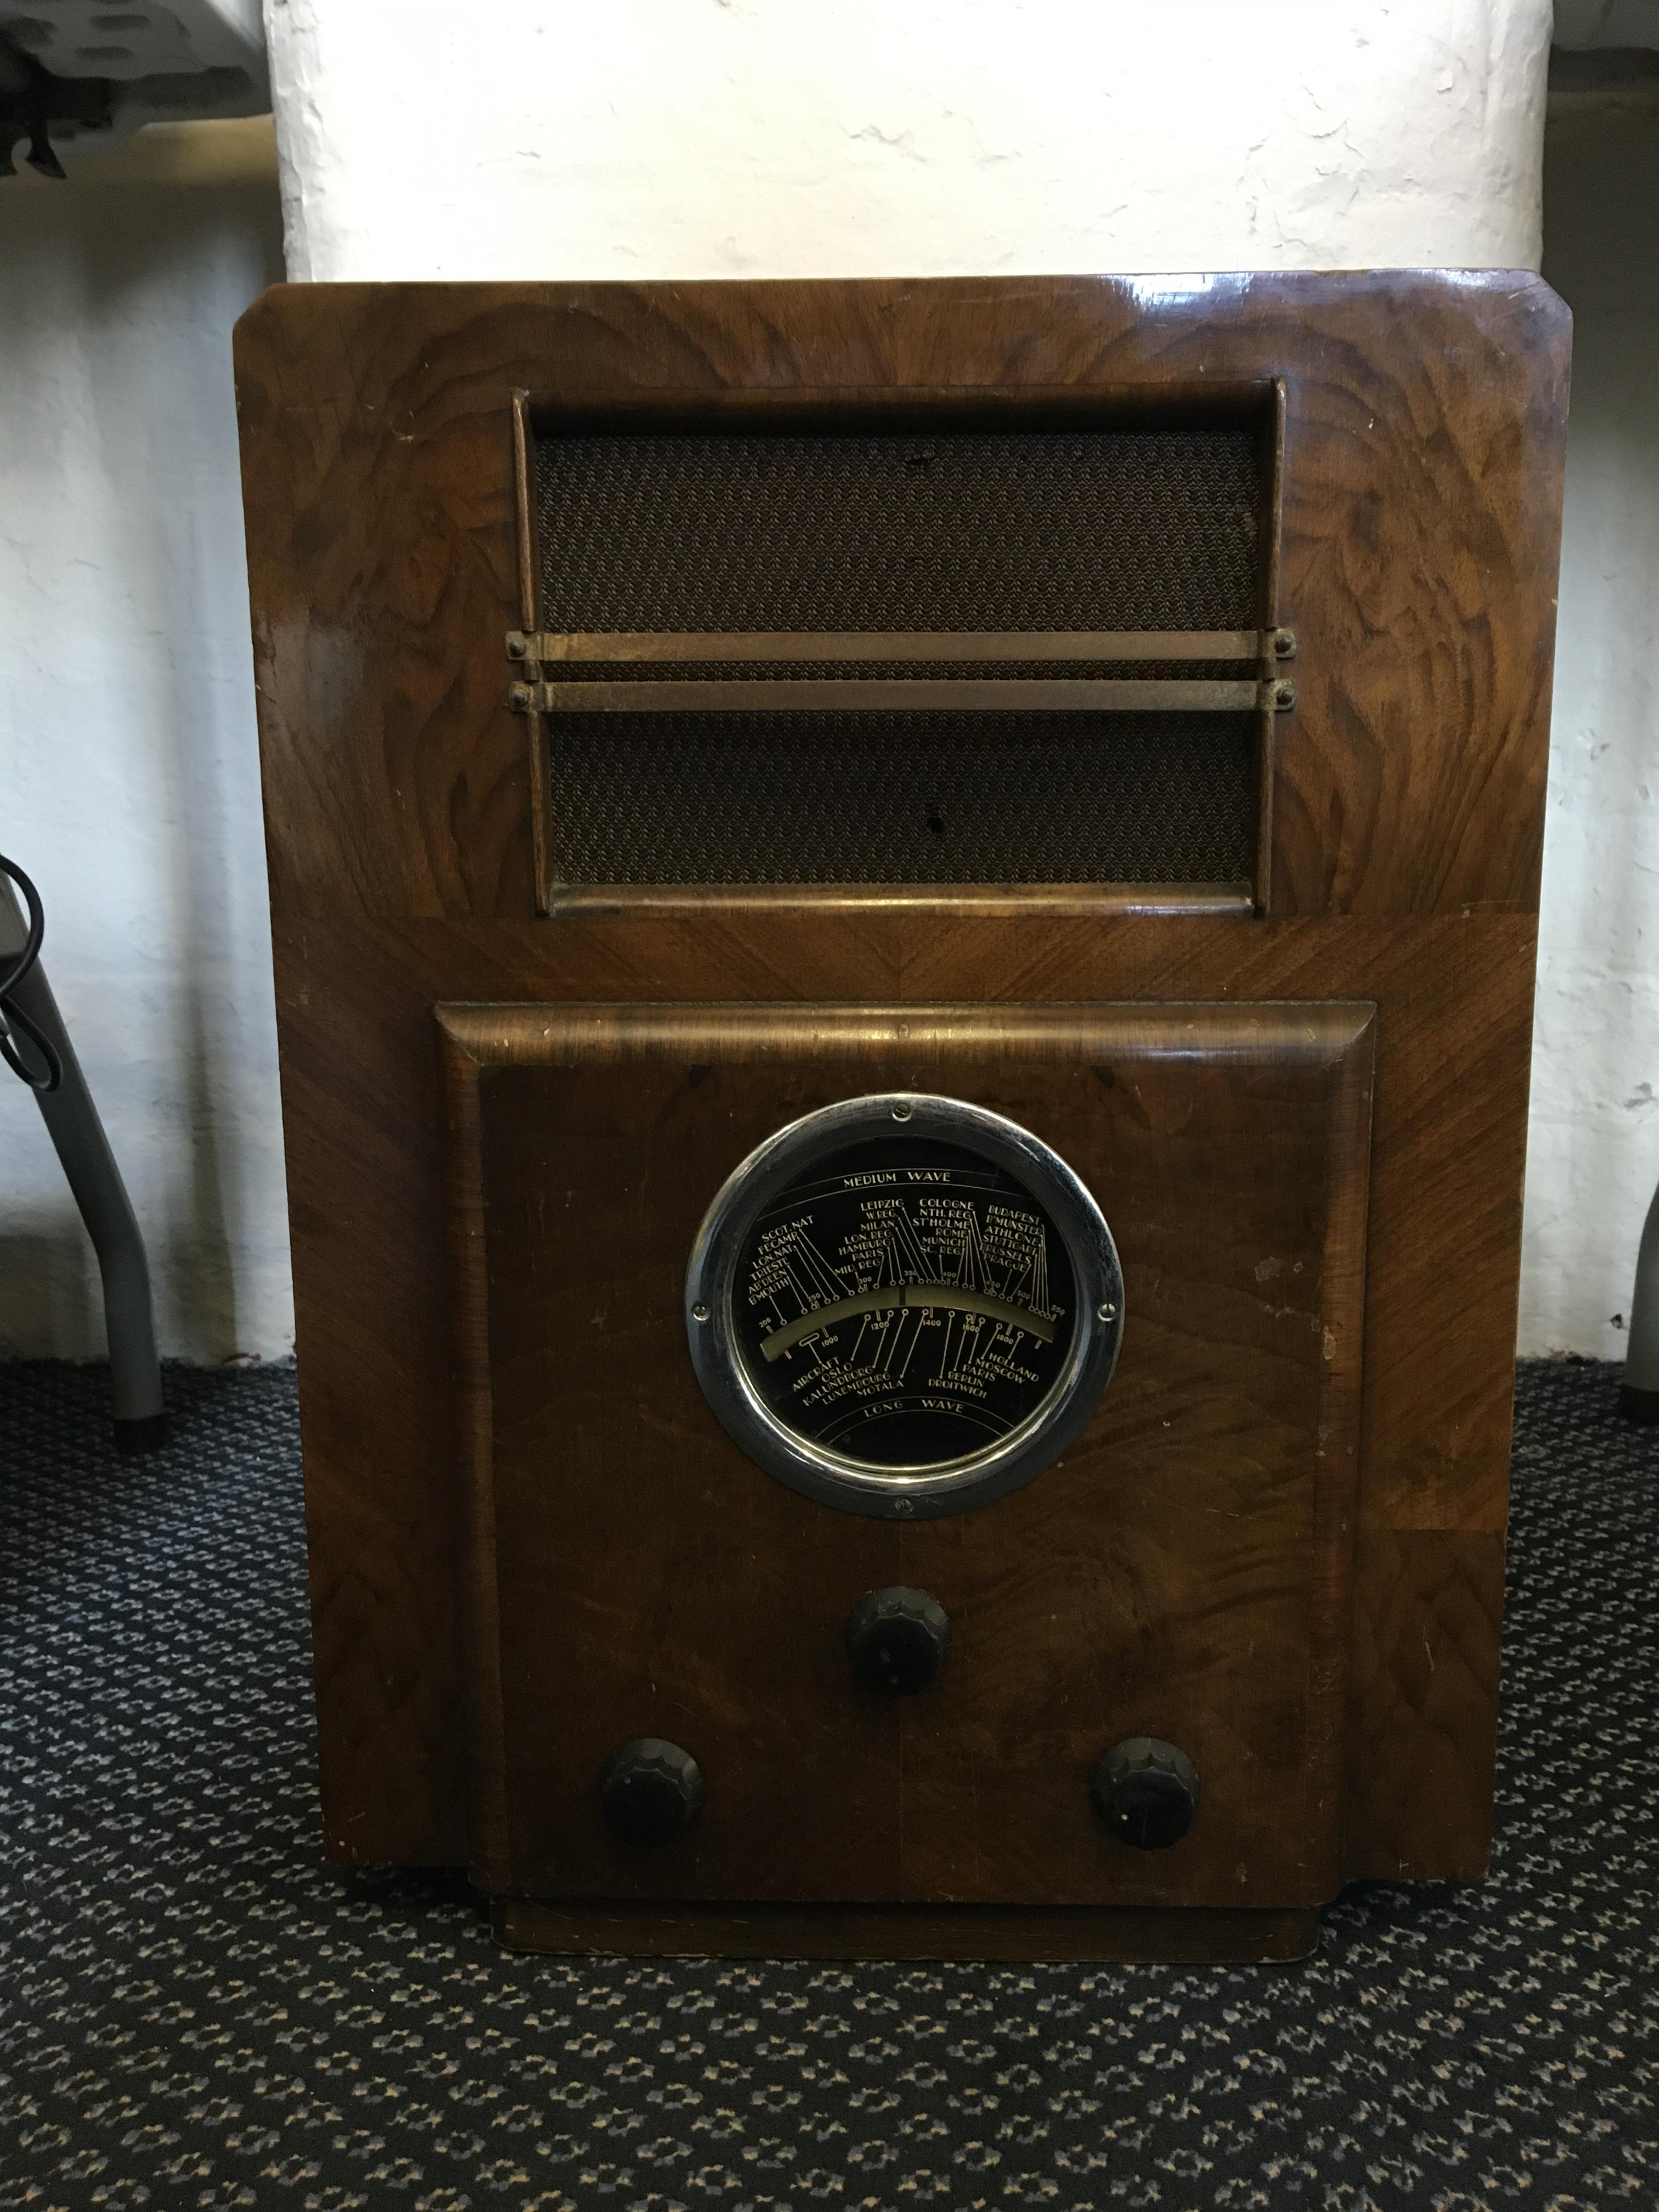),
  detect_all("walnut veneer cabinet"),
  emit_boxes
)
[235,273,1568,1962]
